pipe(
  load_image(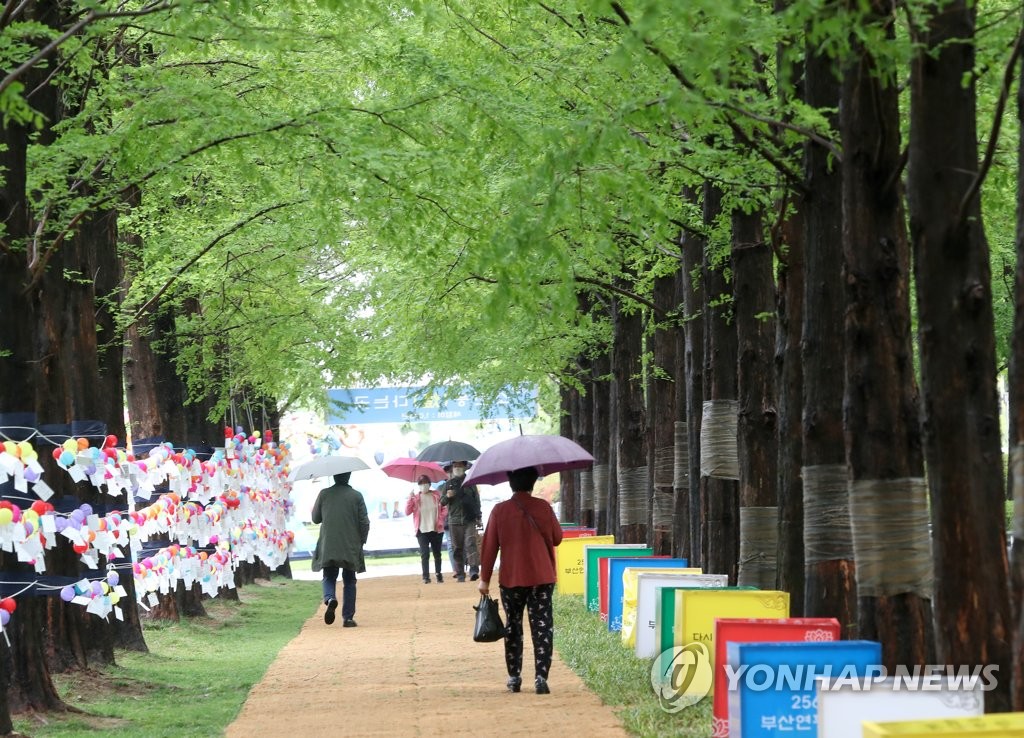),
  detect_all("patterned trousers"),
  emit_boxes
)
[499,583,555,681]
